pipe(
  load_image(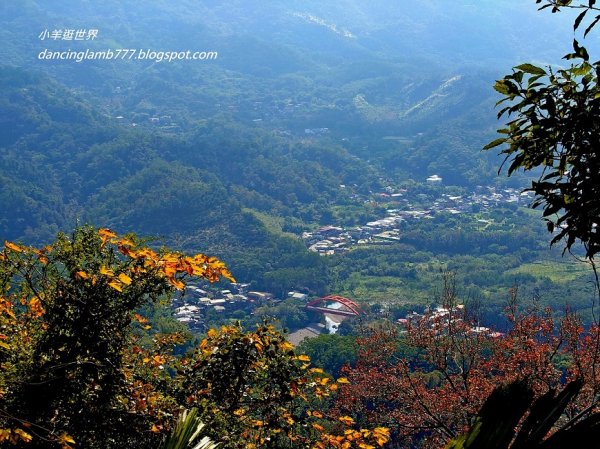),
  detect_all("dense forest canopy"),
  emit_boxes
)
[1,1,597,314]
